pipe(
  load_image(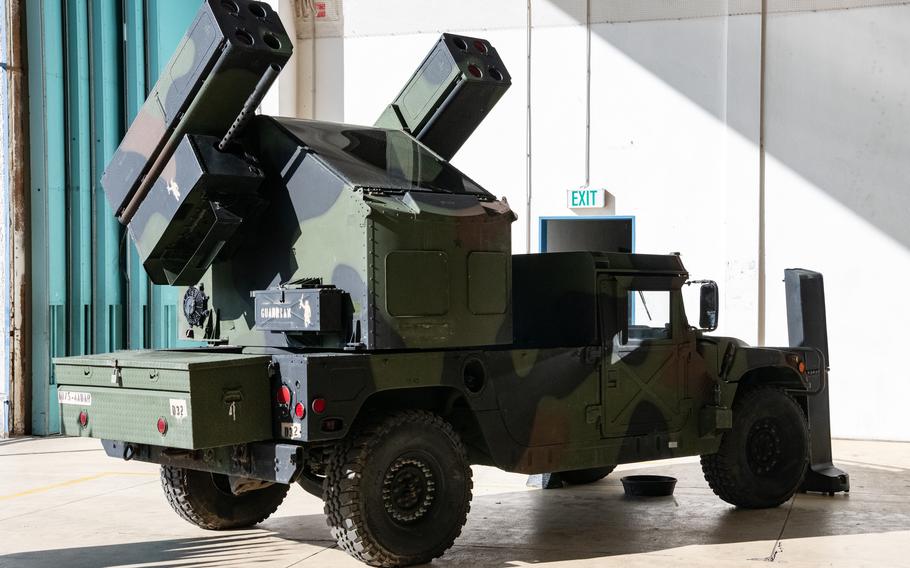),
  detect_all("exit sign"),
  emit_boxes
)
[567,188,606,208]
